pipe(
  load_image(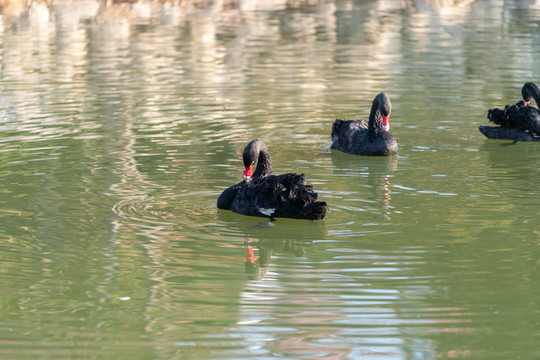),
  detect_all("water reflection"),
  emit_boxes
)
[218,209,327,279]
[1,0,539,142]
[244,237,313,280]
[481,140,540,198]
[330,152,398,220]
[235,243,476,359]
